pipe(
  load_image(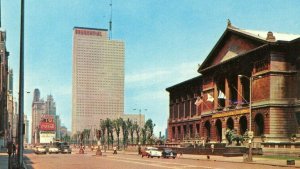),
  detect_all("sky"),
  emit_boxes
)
[2,0,300,139]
